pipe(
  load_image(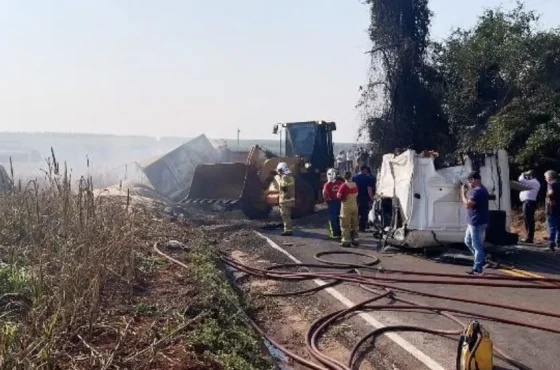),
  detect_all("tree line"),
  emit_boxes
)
[360,1,560,175]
